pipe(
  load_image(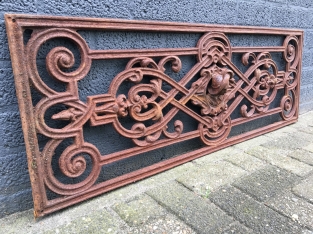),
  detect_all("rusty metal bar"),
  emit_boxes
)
[9,14,303,35]
[89,46,286,60]
[5,13,303,217]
